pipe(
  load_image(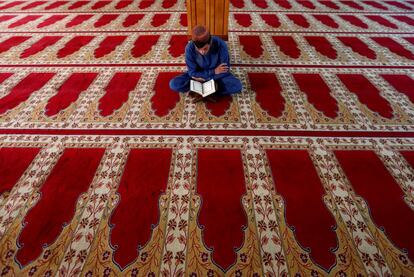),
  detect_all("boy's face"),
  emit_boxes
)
[193,34,211,55]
